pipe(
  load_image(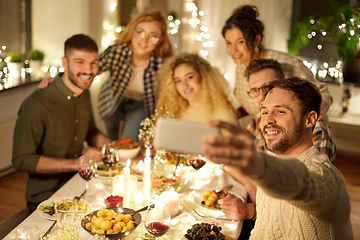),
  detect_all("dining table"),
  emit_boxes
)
[3,159,247,240]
